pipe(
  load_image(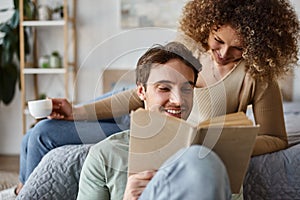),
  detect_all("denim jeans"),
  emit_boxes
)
[19,88,131,184]
[139,145,232,200]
